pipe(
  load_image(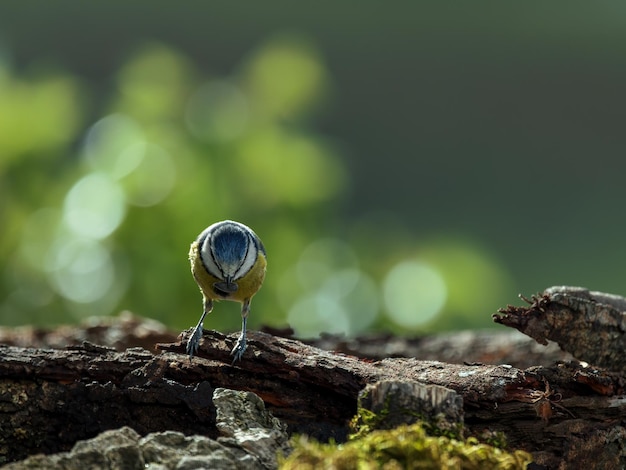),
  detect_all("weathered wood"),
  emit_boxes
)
[0,322,624,468]
[301,329,573,369]
[493,286,626,373]
[0,343,216,463]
